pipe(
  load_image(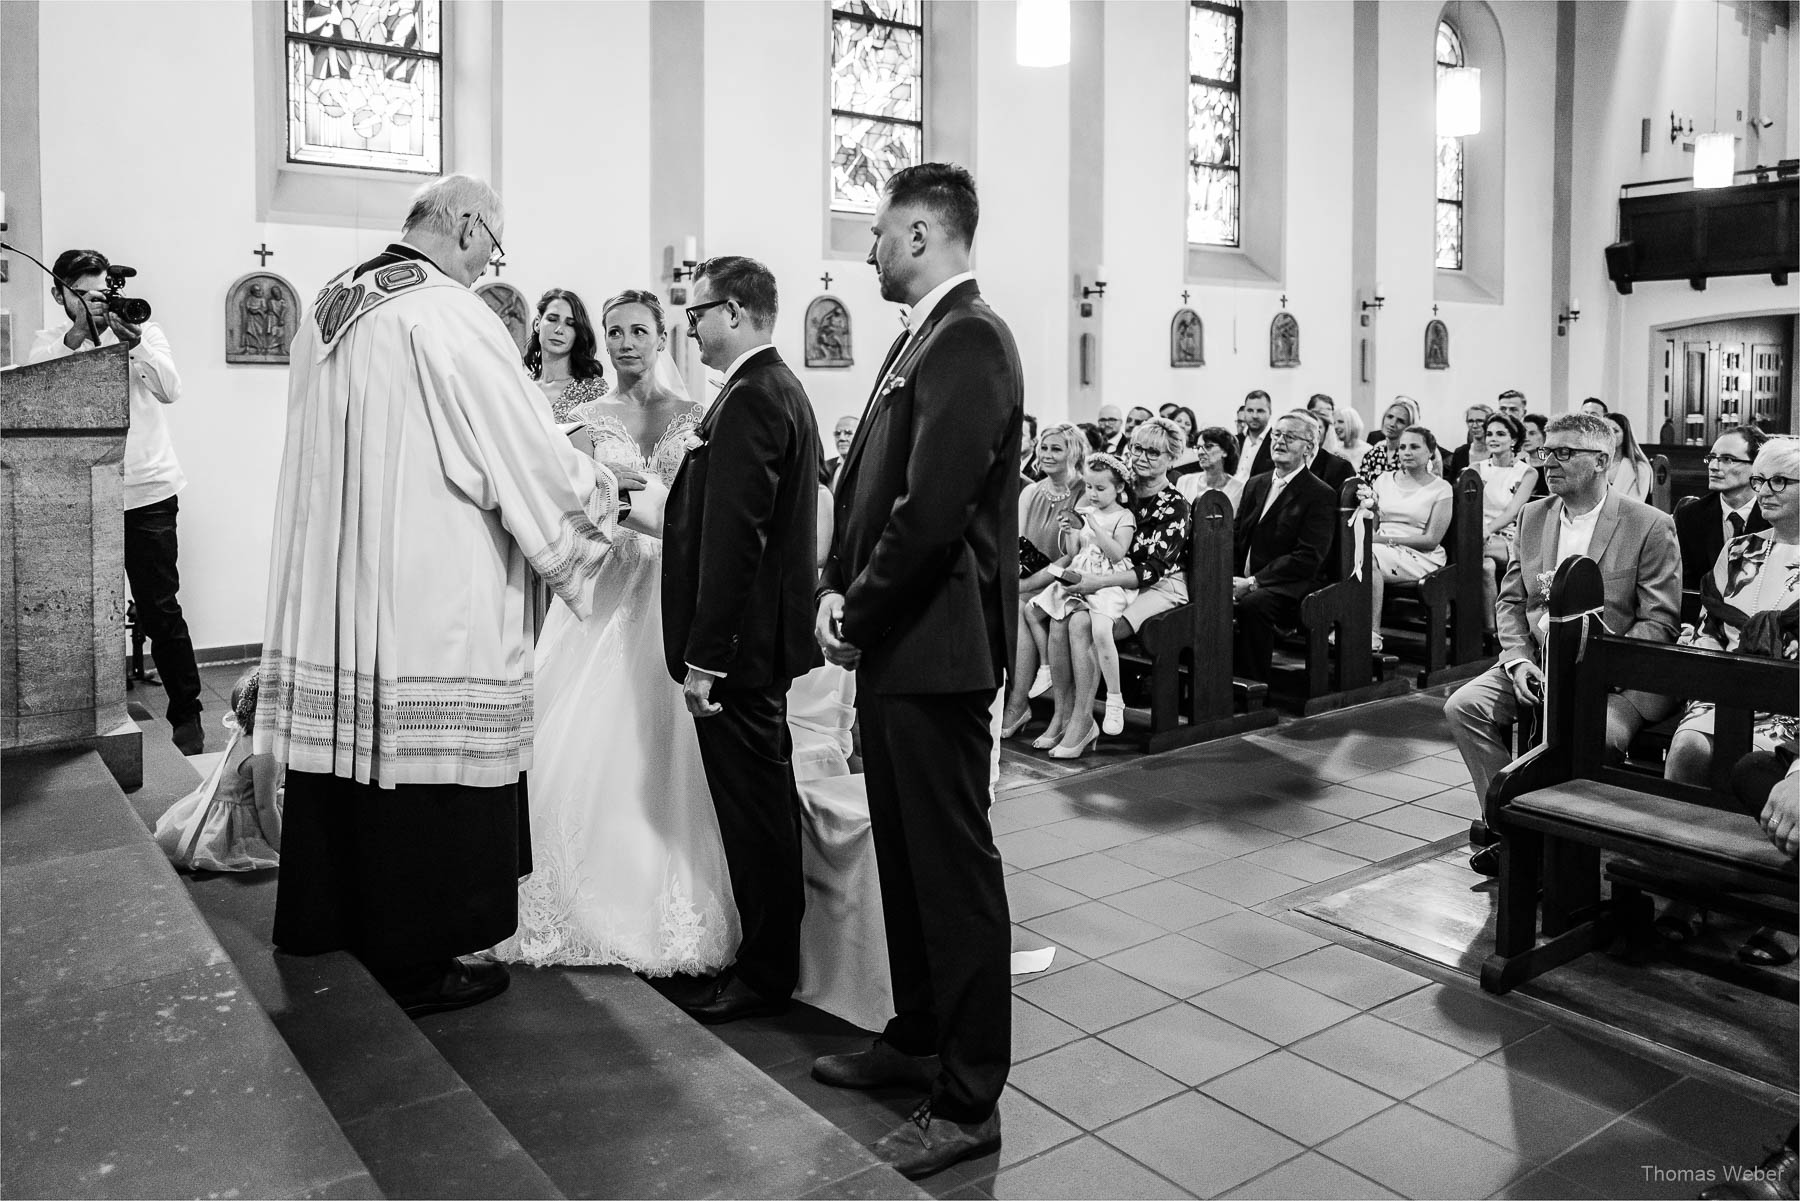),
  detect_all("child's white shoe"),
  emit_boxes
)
[1028,666,1053,698]
[1102,697,1125,736]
